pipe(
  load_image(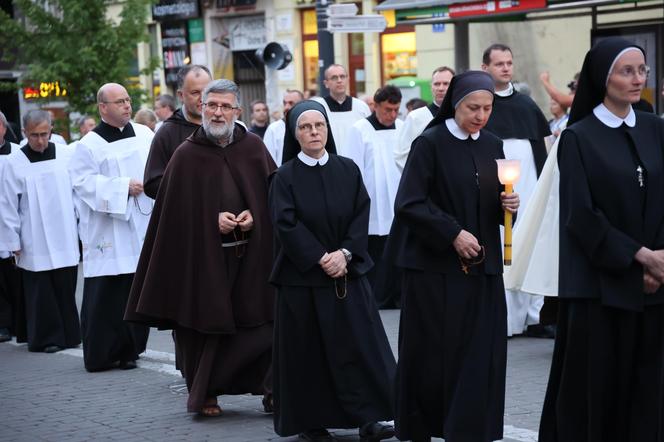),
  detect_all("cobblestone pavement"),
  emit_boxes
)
[0,271,554,441]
